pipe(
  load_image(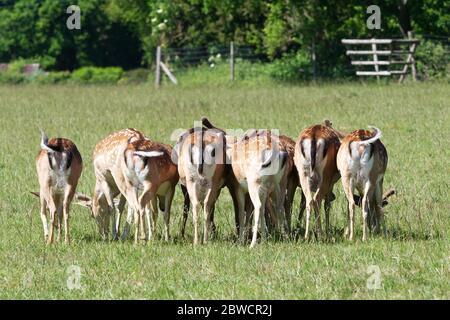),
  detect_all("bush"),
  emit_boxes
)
[71,67,124,84]
[0,72,27,84]
[34,71,71,84]
[268,50,311,82]
[415,40,449,80]
[0,59,36,84]
[118,68,151,84]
